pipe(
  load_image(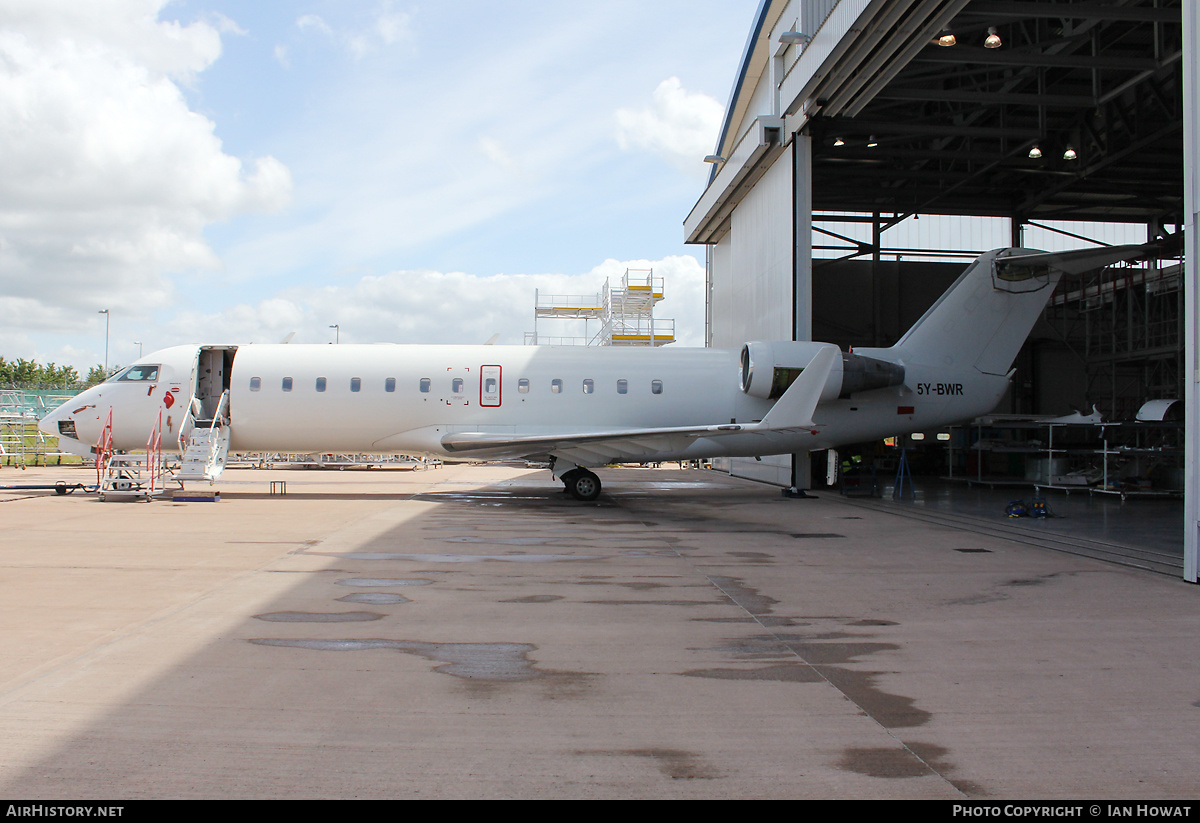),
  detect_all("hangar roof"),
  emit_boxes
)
[688,0,1183,242]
